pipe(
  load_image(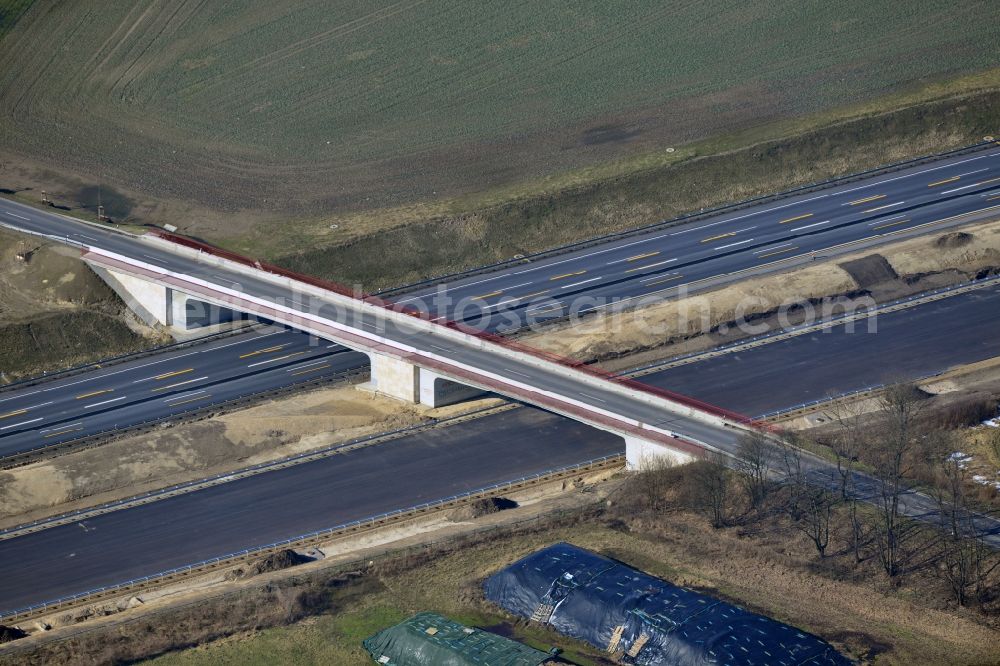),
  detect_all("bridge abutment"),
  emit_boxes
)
[87,263,246,339]
[88,264,185,330]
